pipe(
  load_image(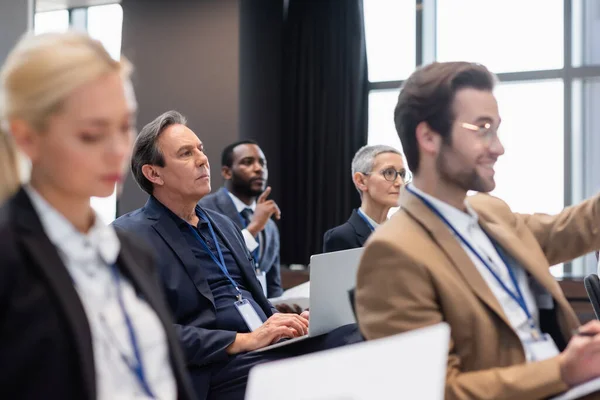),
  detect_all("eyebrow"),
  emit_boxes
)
[79,112,137,127]
[381,165,405,170]
[177,142,203,153]
[473,116,501,125]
